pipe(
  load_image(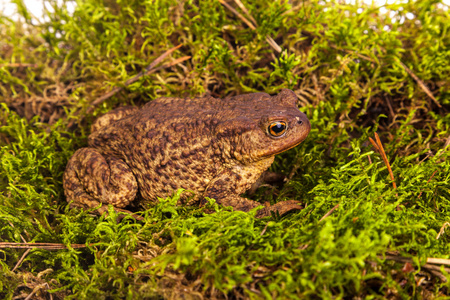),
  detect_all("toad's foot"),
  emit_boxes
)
[255,200,303,218]
[202,192,303,218]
